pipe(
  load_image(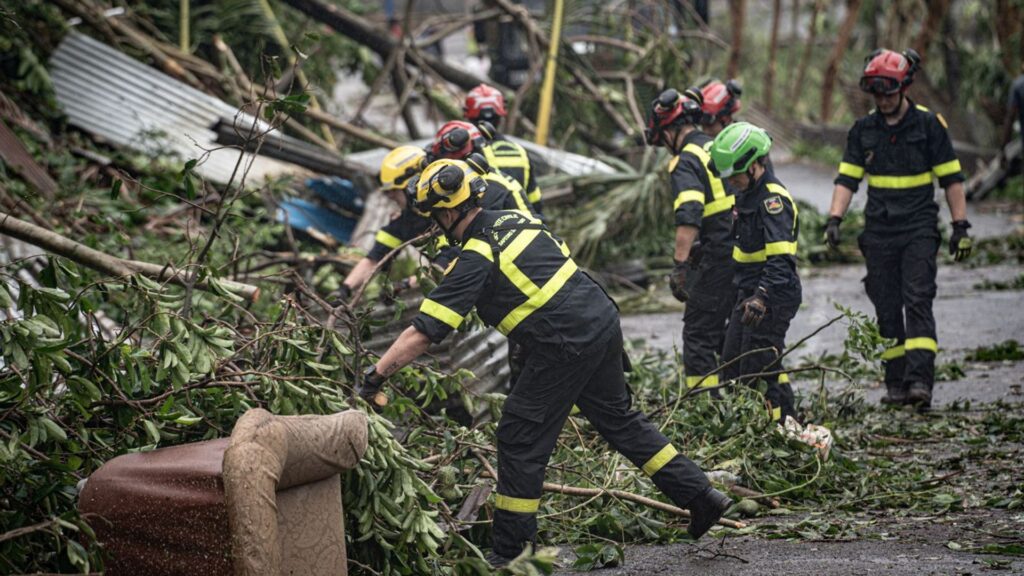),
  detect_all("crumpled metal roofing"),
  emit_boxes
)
[50,32,307,186]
